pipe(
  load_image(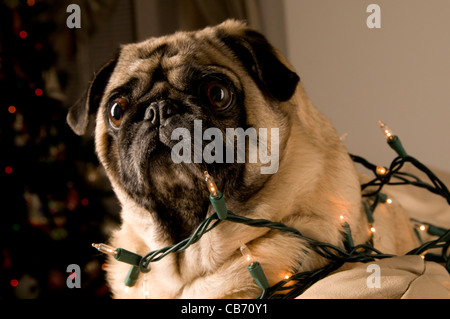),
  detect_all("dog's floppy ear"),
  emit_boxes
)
[67,56,118,135]
[218,24,300,102]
